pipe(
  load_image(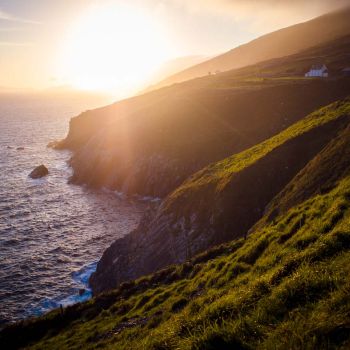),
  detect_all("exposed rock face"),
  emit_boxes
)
[89,102,350,294]
[90,205,207,294]
[29,165,49,179]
